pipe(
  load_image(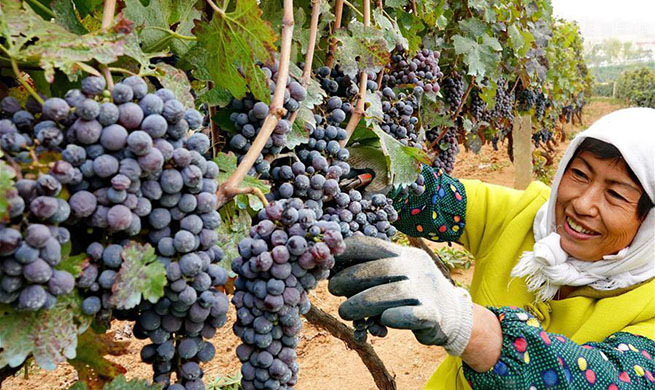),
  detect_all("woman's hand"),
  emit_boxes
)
[329,236,474,356]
